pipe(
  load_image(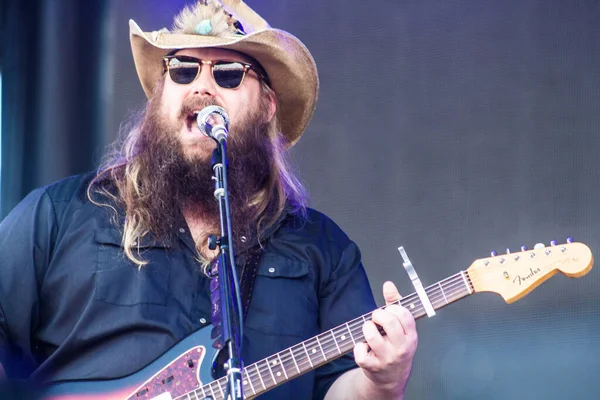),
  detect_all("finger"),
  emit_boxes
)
[362,319,388,357]
[386,304,418,343]
[383,281,402,305]
[353,342,373,368]
[371,307,406,346]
